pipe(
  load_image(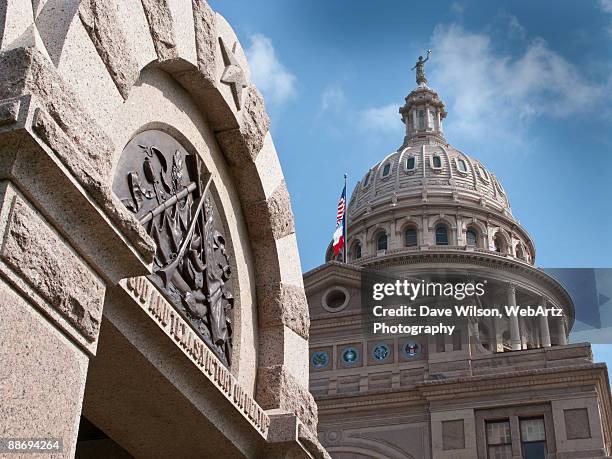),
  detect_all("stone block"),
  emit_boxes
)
[216,85,270,164]
[0,193,105,342]
[257,364,318,432]
[257,282,309,340]
[245,181,295,241]
[0,280,88,457]
[78,0,139,99]
[255,132,285,199]
[191,0,216,83]
[139,0,176,61]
